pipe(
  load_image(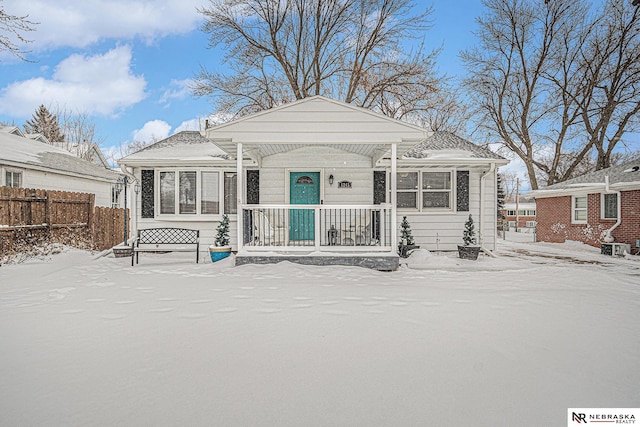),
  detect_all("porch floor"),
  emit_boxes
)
[235,251,399,271]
